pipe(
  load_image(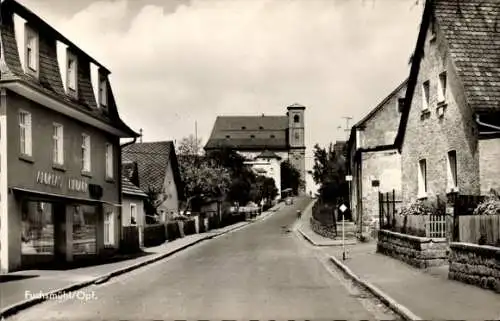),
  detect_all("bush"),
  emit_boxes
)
[473,190,500,216]
[400,199,440,216]
[478,234,487,245]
